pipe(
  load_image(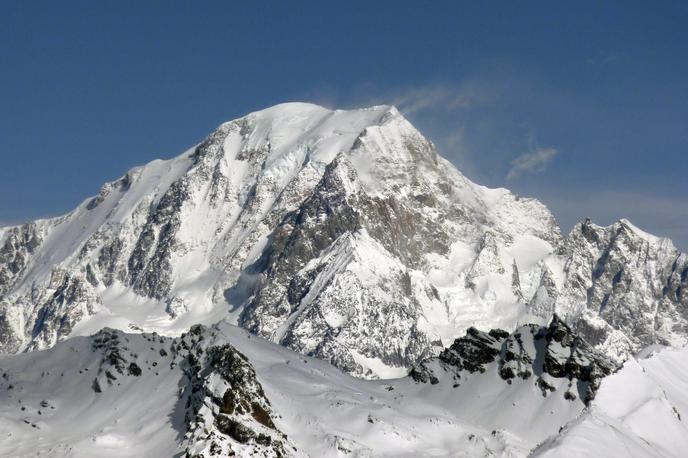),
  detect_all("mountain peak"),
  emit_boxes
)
[575,216,675,250]
[0,102,686,383]
[240,101,395,119]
